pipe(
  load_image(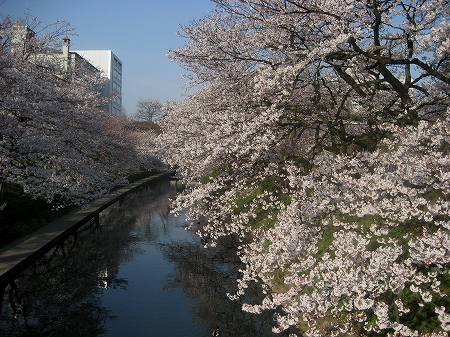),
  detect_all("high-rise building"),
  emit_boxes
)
[73,50,123,115]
